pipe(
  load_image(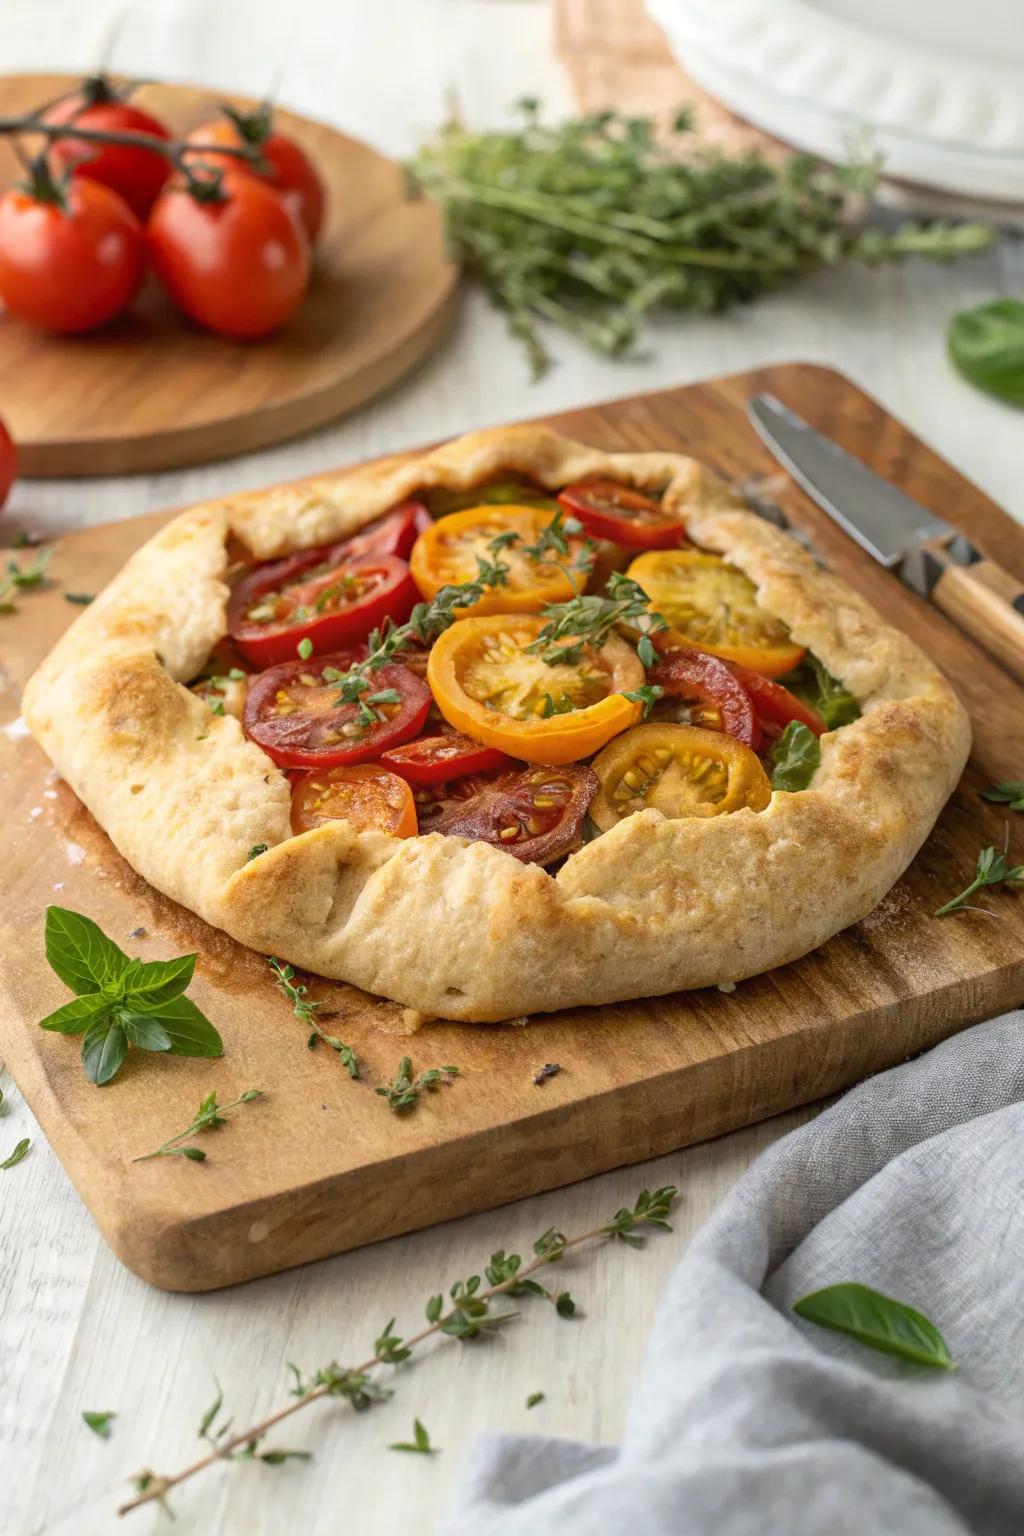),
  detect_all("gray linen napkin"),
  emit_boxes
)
[443,1009,1024,1536]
